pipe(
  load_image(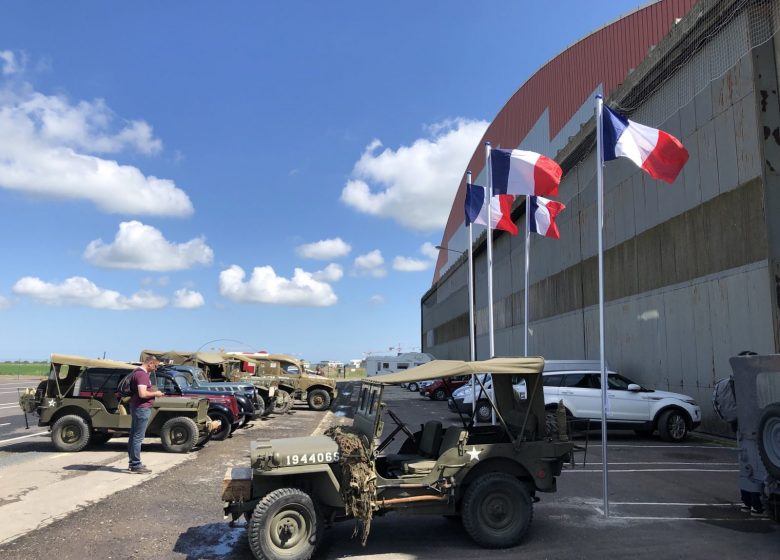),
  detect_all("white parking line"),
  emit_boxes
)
[590,444,736,449]
[609,502,736,506]
[568,468,739,473]
[586,462,736,466]
[0,431,48,445]
[0,423,10,427]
